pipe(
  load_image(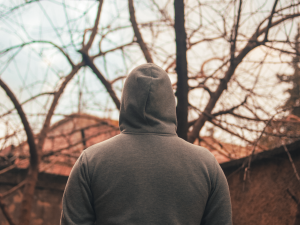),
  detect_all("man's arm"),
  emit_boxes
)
[201,160,232,225]
[60,151,95,225]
